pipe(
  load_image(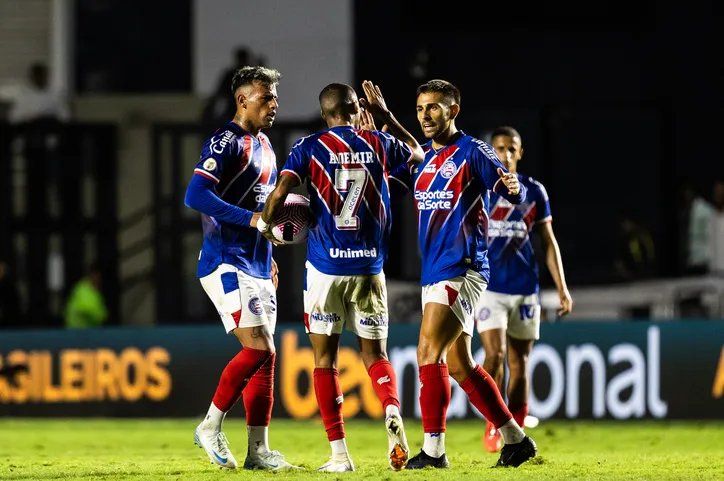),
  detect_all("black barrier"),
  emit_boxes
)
[1,322,723,419]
